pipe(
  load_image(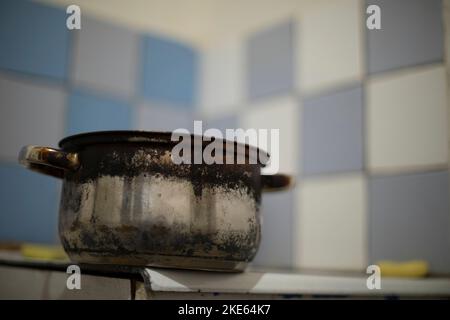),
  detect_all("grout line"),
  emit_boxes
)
[367,60,446,83]
[62,27,79,138]
[0,68,65,88]
[296,164,450,183]
[360,0,371,265]
[368,165,450,177]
